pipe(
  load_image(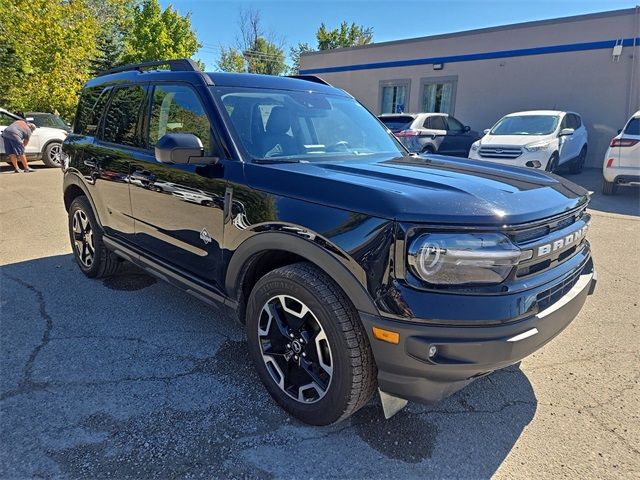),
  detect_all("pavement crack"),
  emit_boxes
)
[1,274,54,401]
